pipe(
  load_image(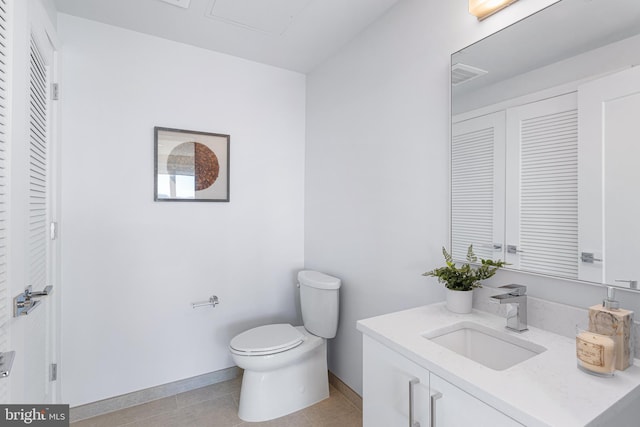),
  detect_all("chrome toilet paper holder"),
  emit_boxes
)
[191,295,219,309]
